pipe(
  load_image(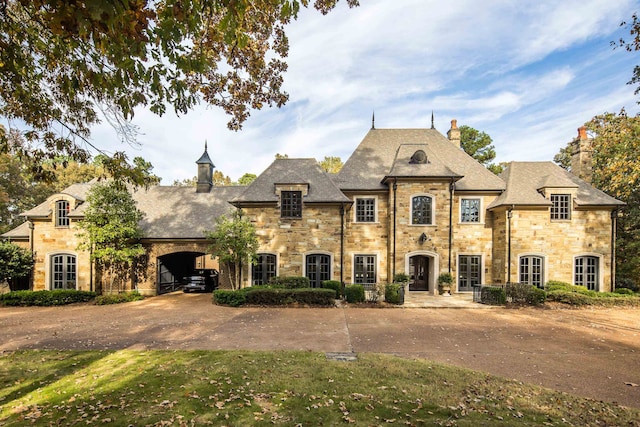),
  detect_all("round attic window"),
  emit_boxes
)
[410,150,428,164]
